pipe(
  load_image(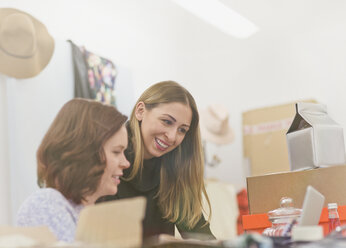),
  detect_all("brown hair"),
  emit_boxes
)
[37,98,127,204]
[127,81,211,228]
